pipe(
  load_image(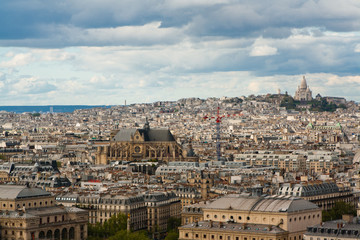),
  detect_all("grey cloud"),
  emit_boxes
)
[1,0,360,47]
